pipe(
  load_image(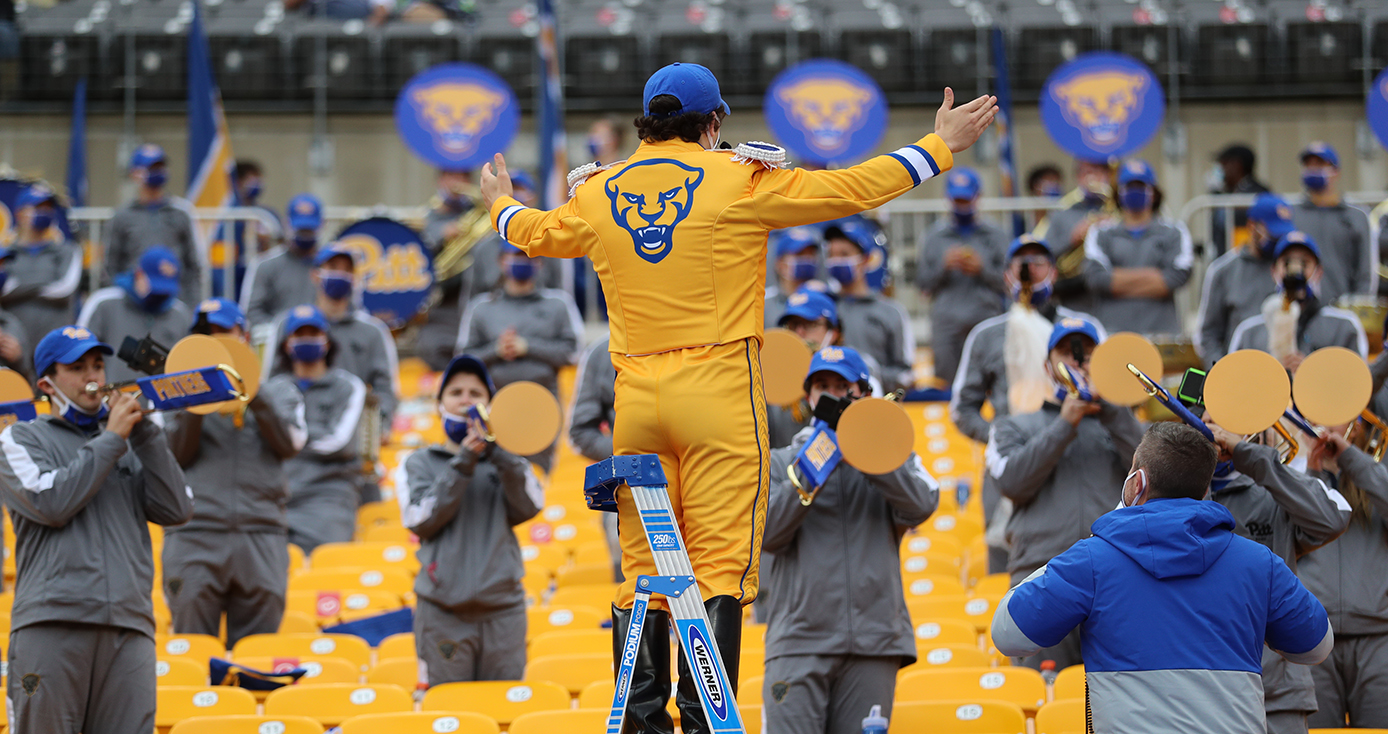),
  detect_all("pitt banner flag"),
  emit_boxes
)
[764,59,889,166]
[1040,51,1165,161]
[187,0,236,297]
